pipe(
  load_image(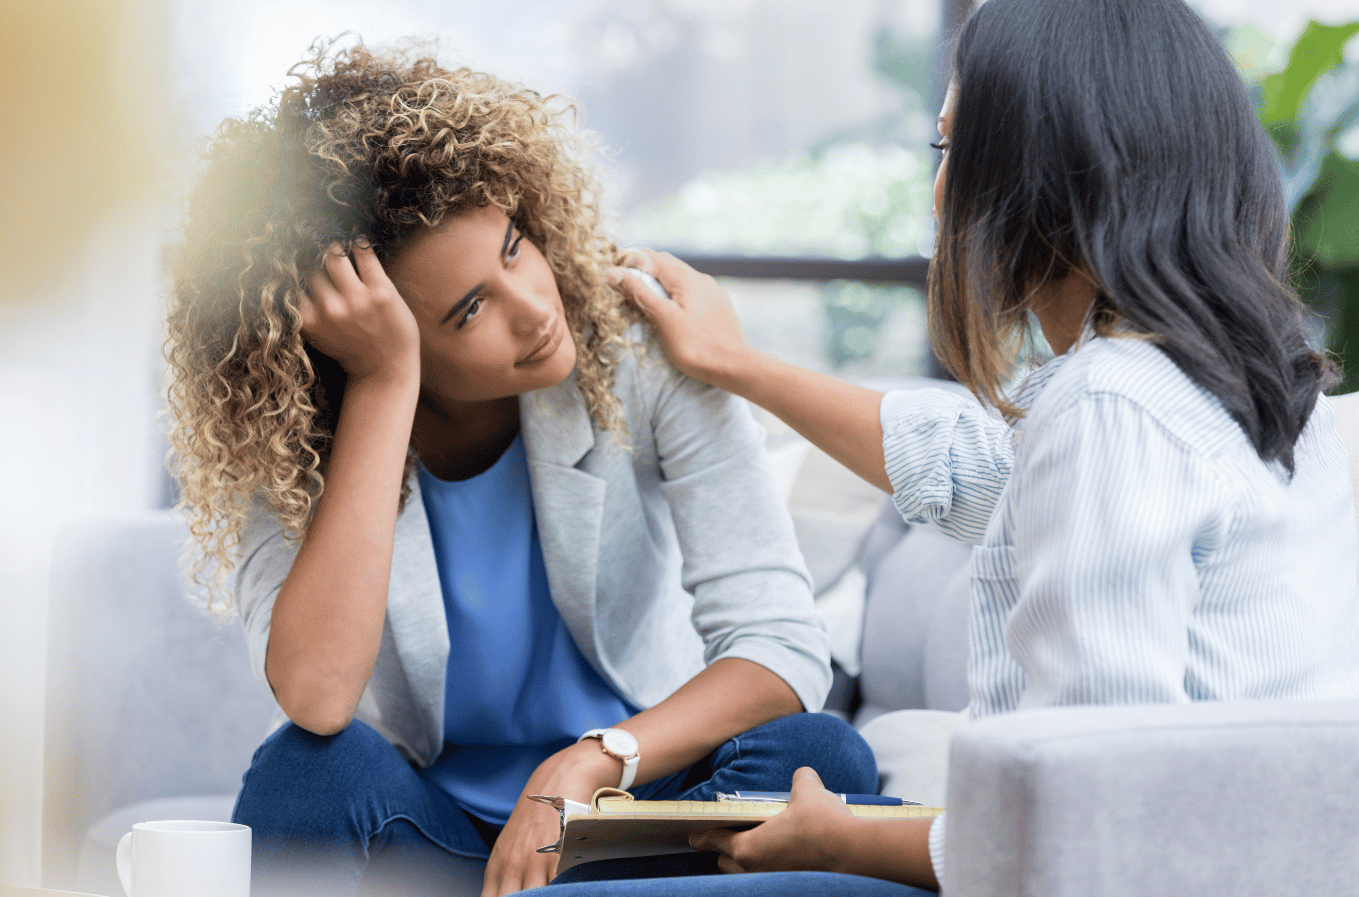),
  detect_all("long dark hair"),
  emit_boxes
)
[928,0,1339,473]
